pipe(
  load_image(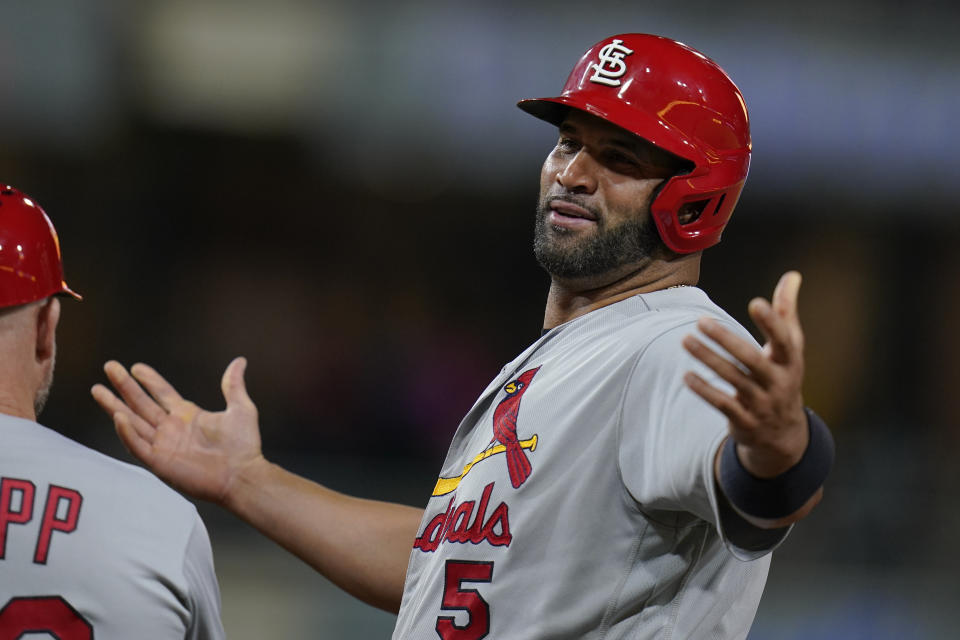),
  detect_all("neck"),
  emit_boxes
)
[0,355,39,421]
[0,393,36,422]
[542,252,700,329]
[0,310,42,422]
